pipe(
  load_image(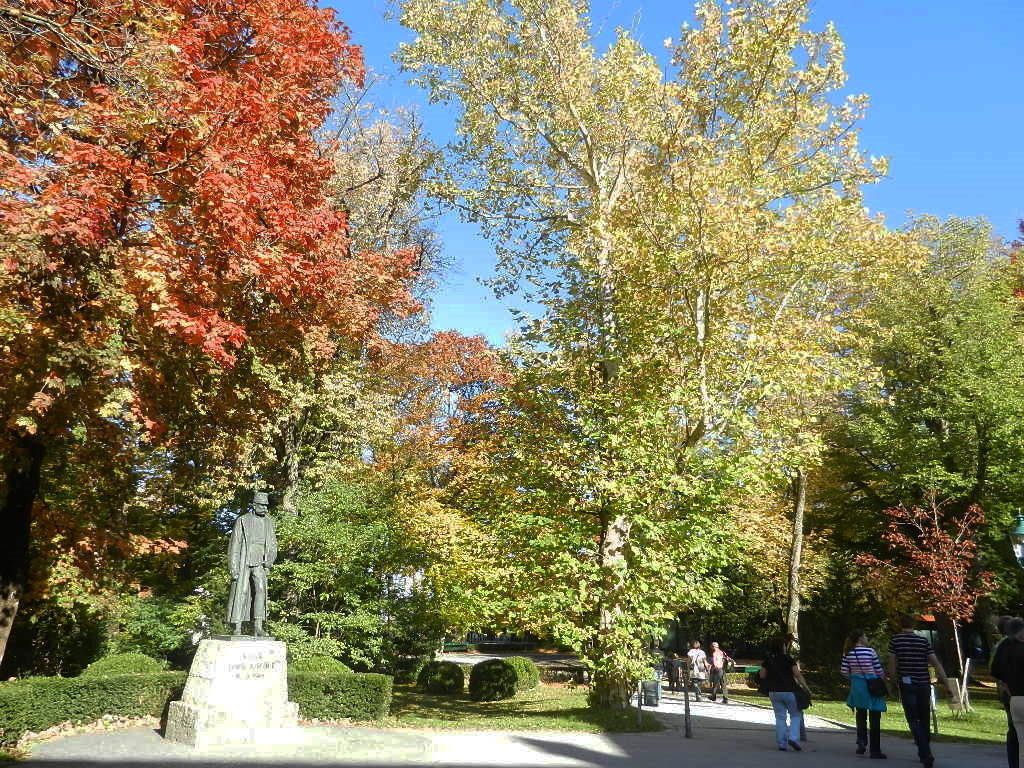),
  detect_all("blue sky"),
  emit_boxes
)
[325,0,1024,346]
